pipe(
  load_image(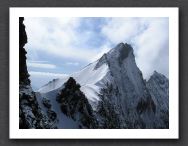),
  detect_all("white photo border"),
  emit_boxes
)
[9,7,179,139]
